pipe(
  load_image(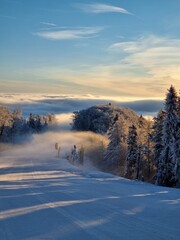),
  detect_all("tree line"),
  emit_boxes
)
[152,85,180,187]
[72,86,180,187]
[0,106,57,142]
